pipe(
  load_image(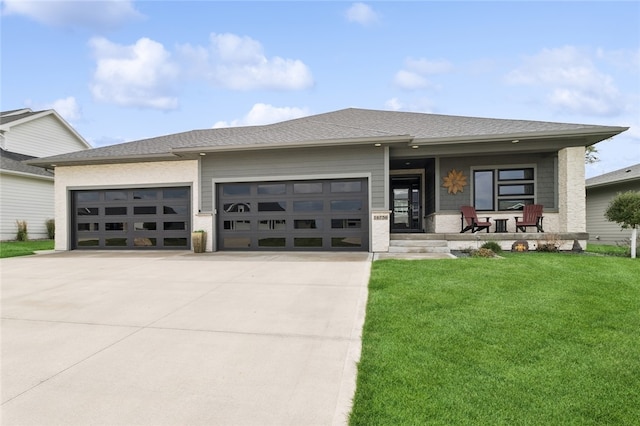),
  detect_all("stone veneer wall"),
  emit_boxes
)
[558,147,586,233]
